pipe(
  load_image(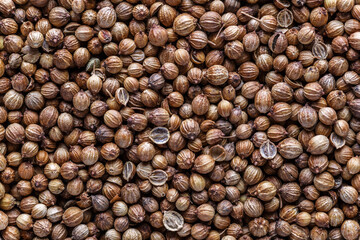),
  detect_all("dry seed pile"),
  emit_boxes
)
[1,0,360,239]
